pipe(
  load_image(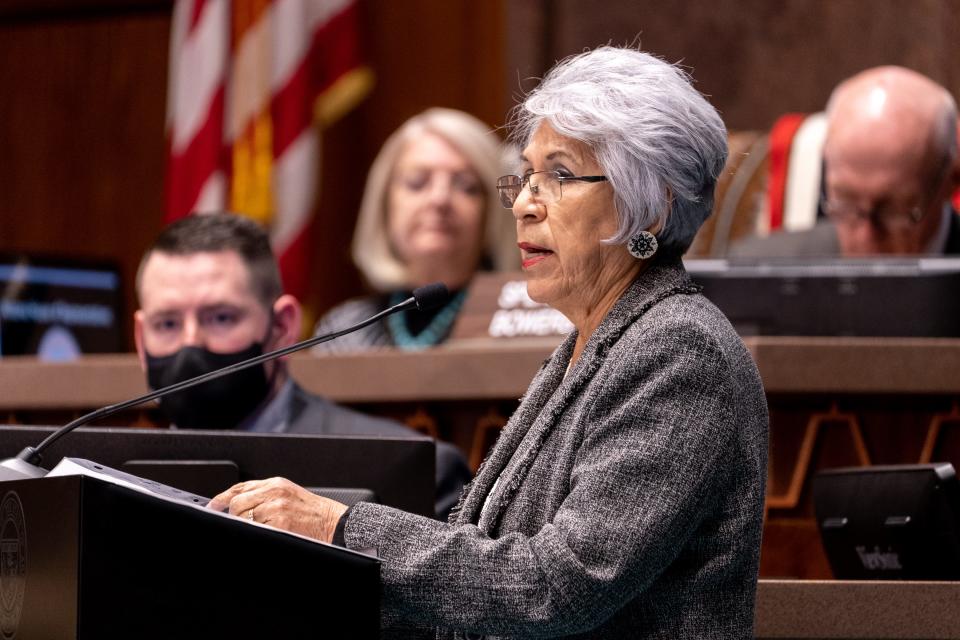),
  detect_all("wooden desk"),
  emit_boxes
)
[2,337,960,409]
[755,579,960,639]
[2,337,959,580]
